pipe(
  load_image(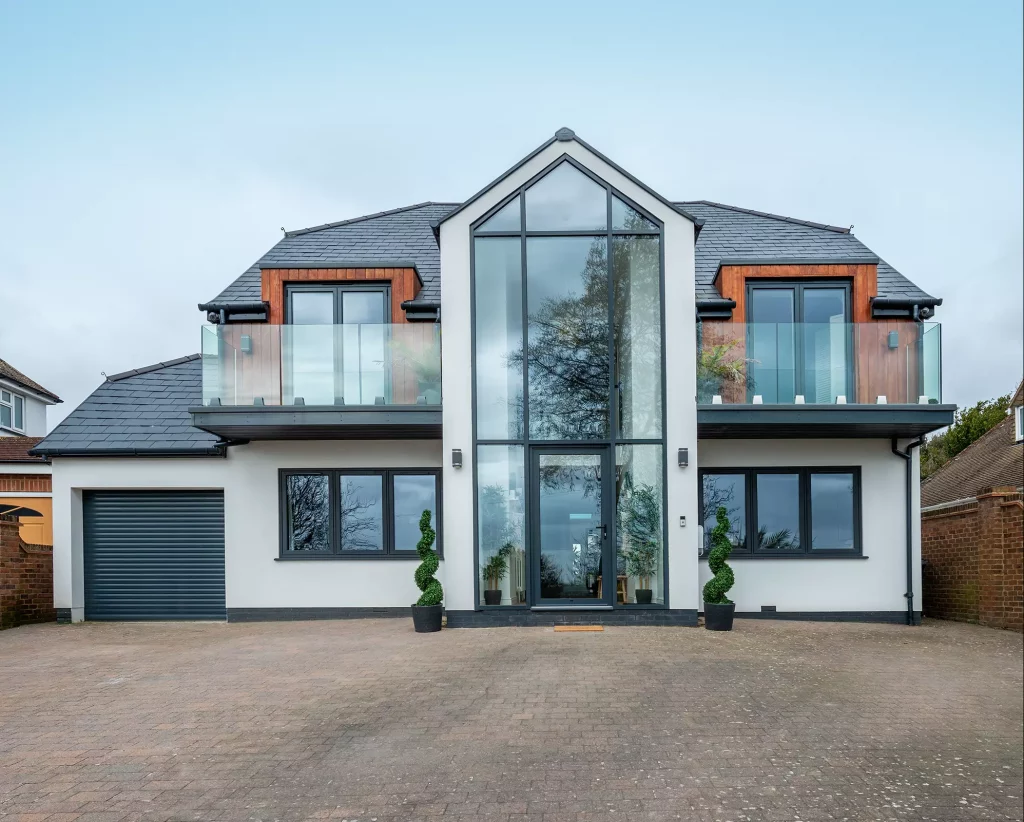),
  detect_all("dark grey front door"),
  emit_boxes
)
[530,448,611,605]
